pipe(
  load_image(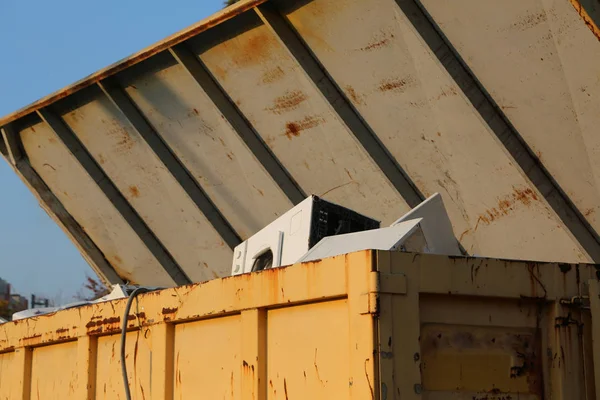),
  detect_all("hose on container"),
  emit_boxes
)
[121,287,150,400]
